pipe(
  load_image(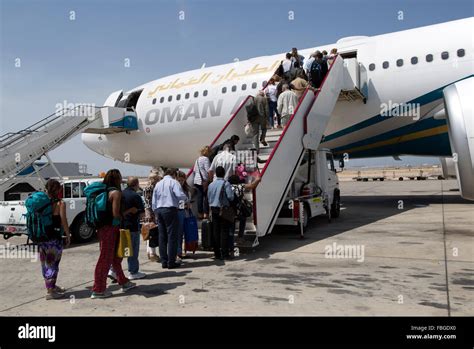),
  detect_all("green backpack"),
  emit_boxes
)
[84,182,116,228]
[25,191,54,242]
